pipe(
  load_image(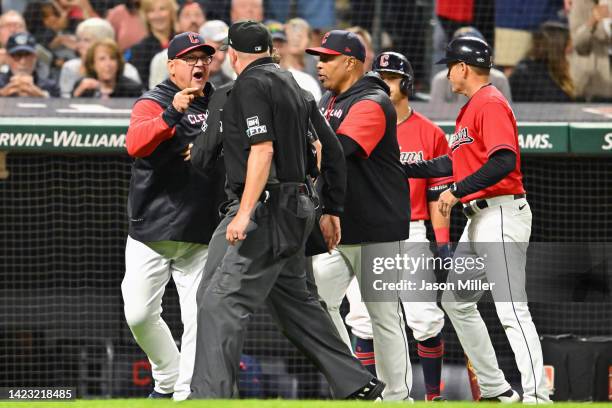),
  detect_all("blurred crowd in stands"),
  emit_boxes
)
[0,0,609,102]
